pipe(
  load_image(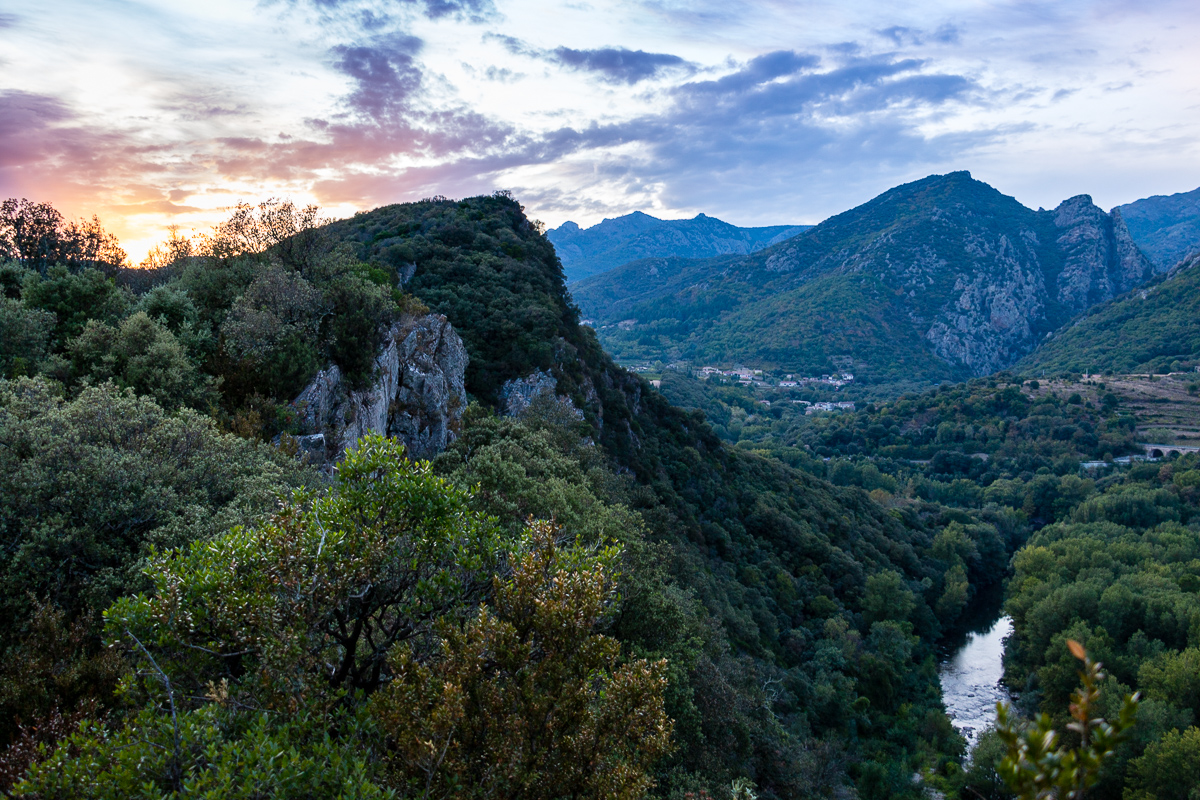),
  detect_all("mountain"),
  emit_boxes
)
[1,193,981,797]
[1117,185,1200,270]
[547,211,809,282]
[572,171,1164,385]
[1017,251,1200,375]
[317,194,973,794]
